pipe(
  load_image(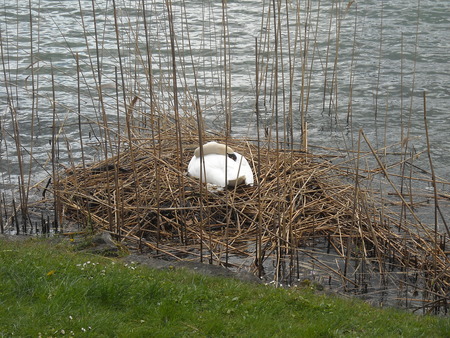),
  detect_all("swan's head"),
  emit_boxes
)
[193,141,234,158]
